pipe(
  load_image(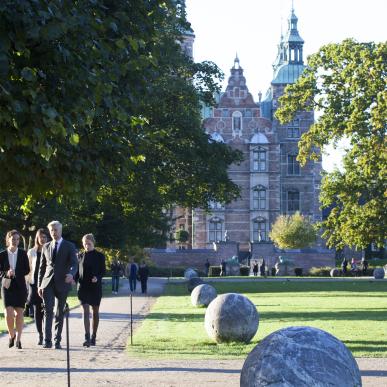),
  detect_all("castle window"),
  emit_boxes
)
[253,186,266,210]
[253,149,267,171]
[253,218,267,241]
[287,154,300,175]
[287,190,300,212]
[209,219,222,242]
[232,111,242,131]
[209,201,224,210]
[287,119,300,138]
[245,109,252,118]
[222,109,228,117]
